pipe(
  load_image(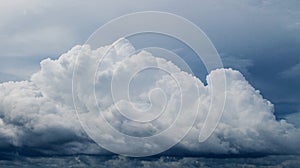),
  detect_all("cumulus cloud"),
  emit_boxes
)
[0,39,299,156]
[181,69,300,154]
